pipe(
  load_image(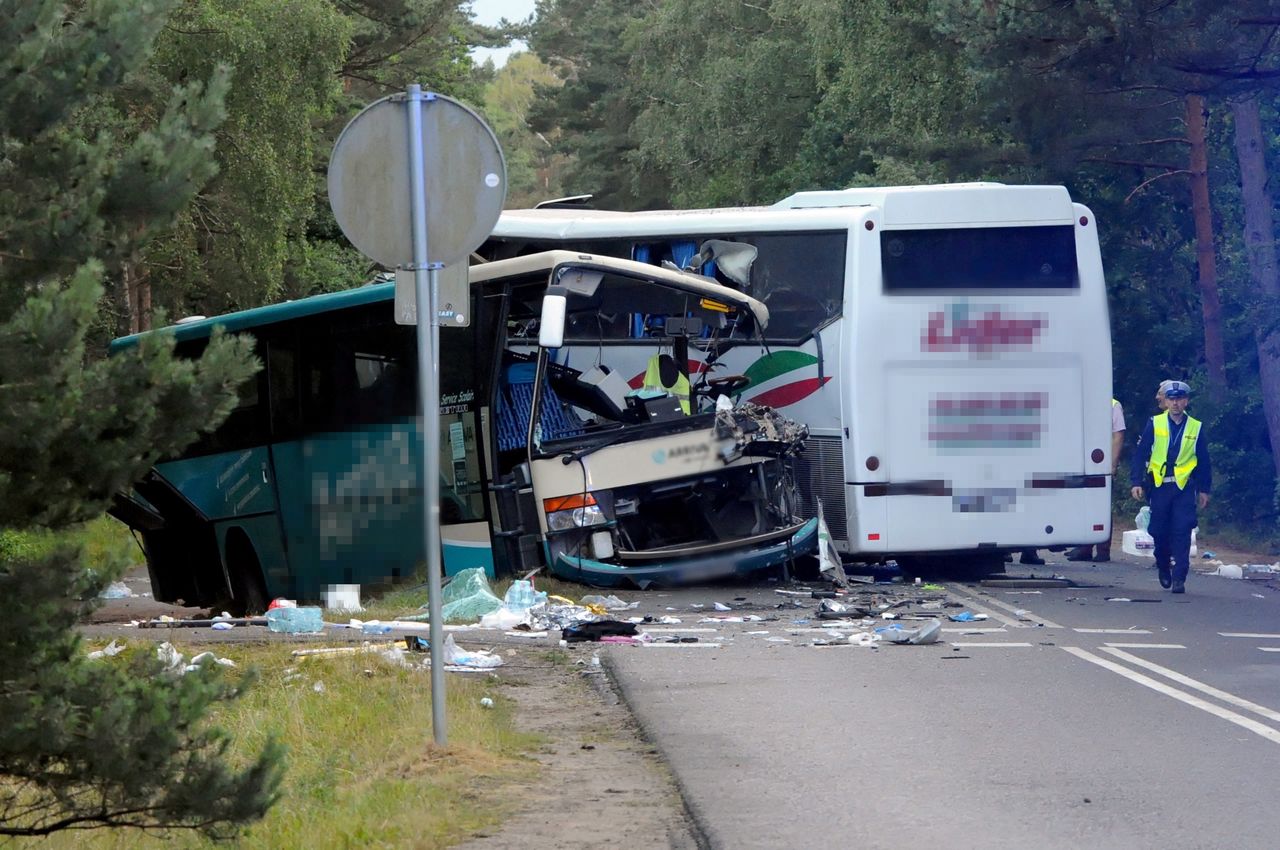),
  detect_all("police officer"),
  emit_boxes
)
[1129,380,1212,594]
